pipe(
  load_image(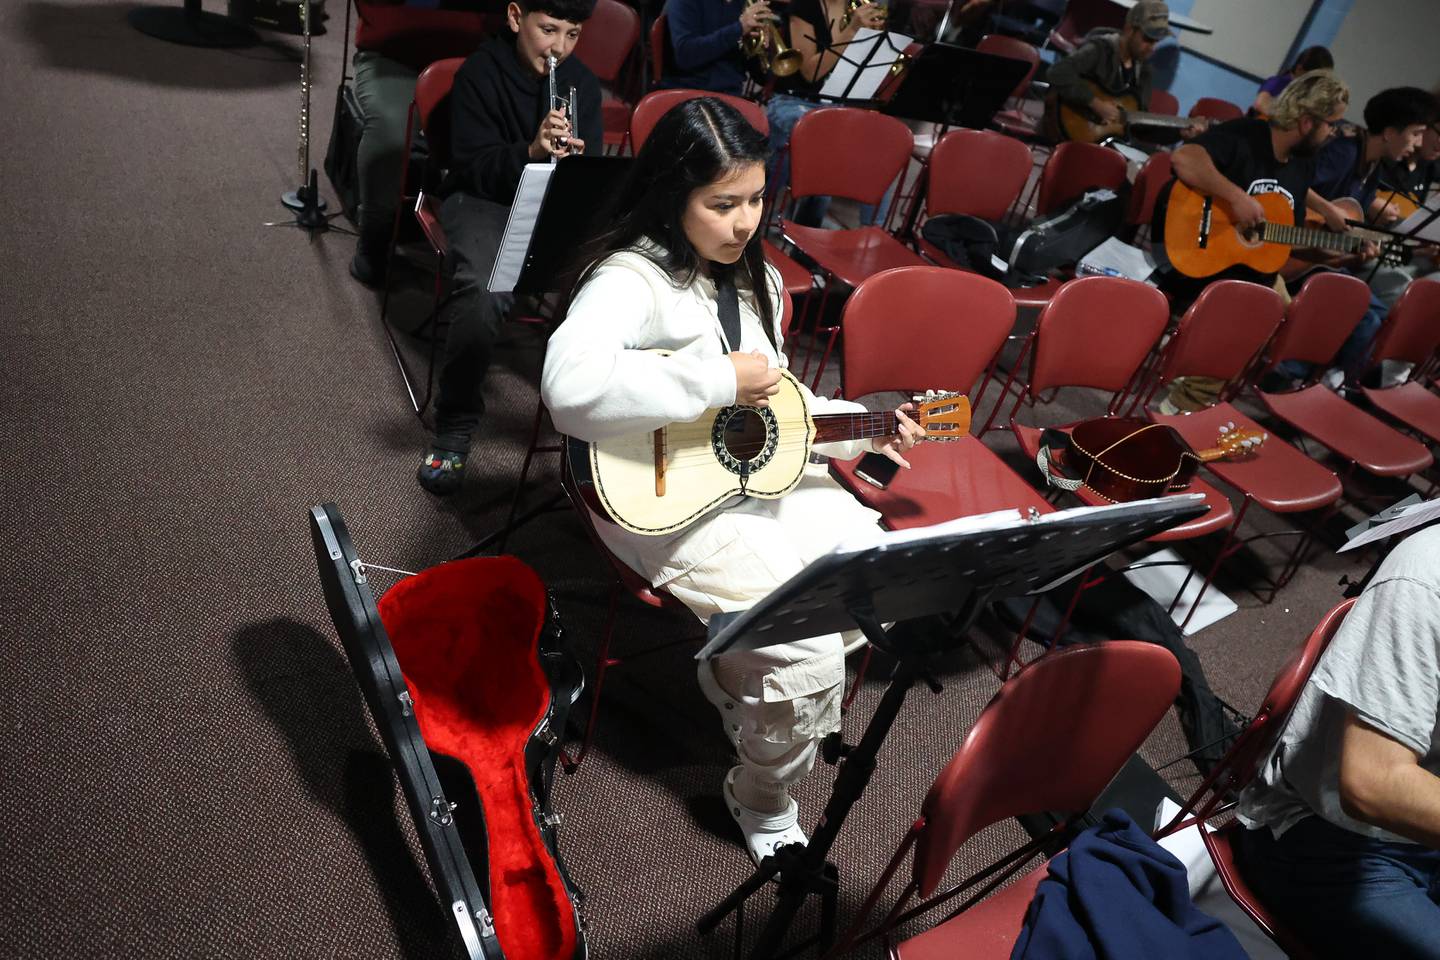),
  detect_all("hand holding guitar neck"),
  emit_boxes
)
[871,402,923,469]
